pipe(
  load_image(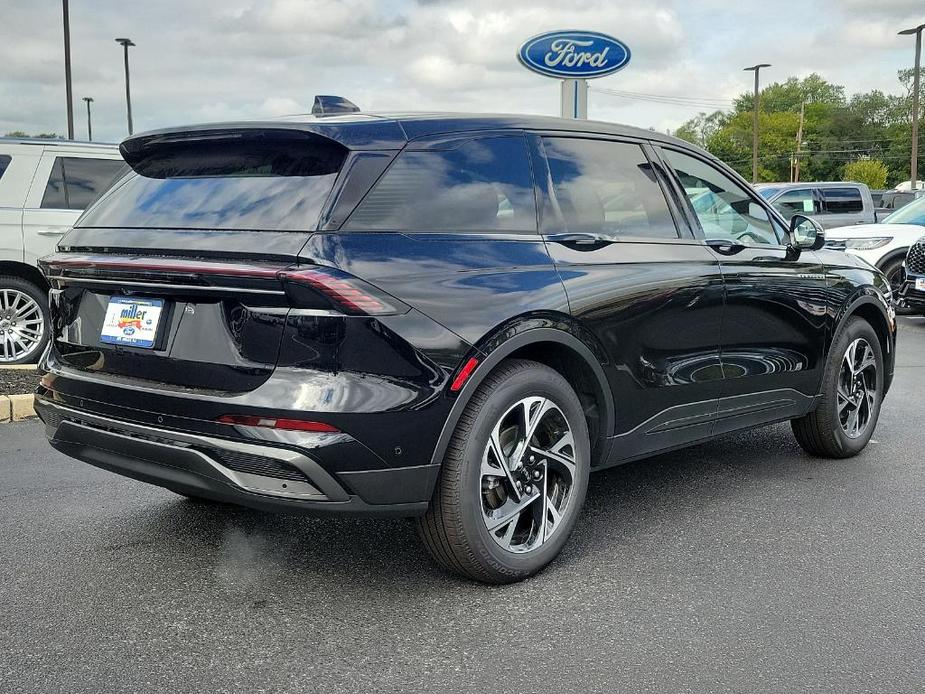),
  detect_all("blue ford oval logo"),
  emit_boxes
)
[518,30,631,79]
